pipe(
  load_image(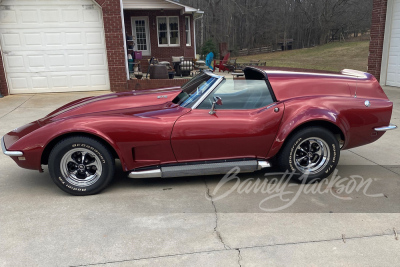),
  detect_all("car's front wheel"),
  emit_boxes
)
[277,127,340,183]
[48,136,115,195]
